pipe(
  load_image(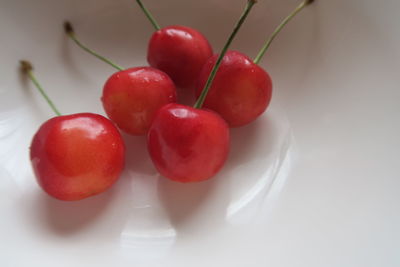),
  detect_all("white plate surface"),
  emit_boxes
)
[0,0,399,266]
